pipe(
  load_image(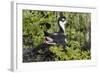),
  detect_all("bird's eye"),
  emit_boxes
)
[62,18,65,21]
